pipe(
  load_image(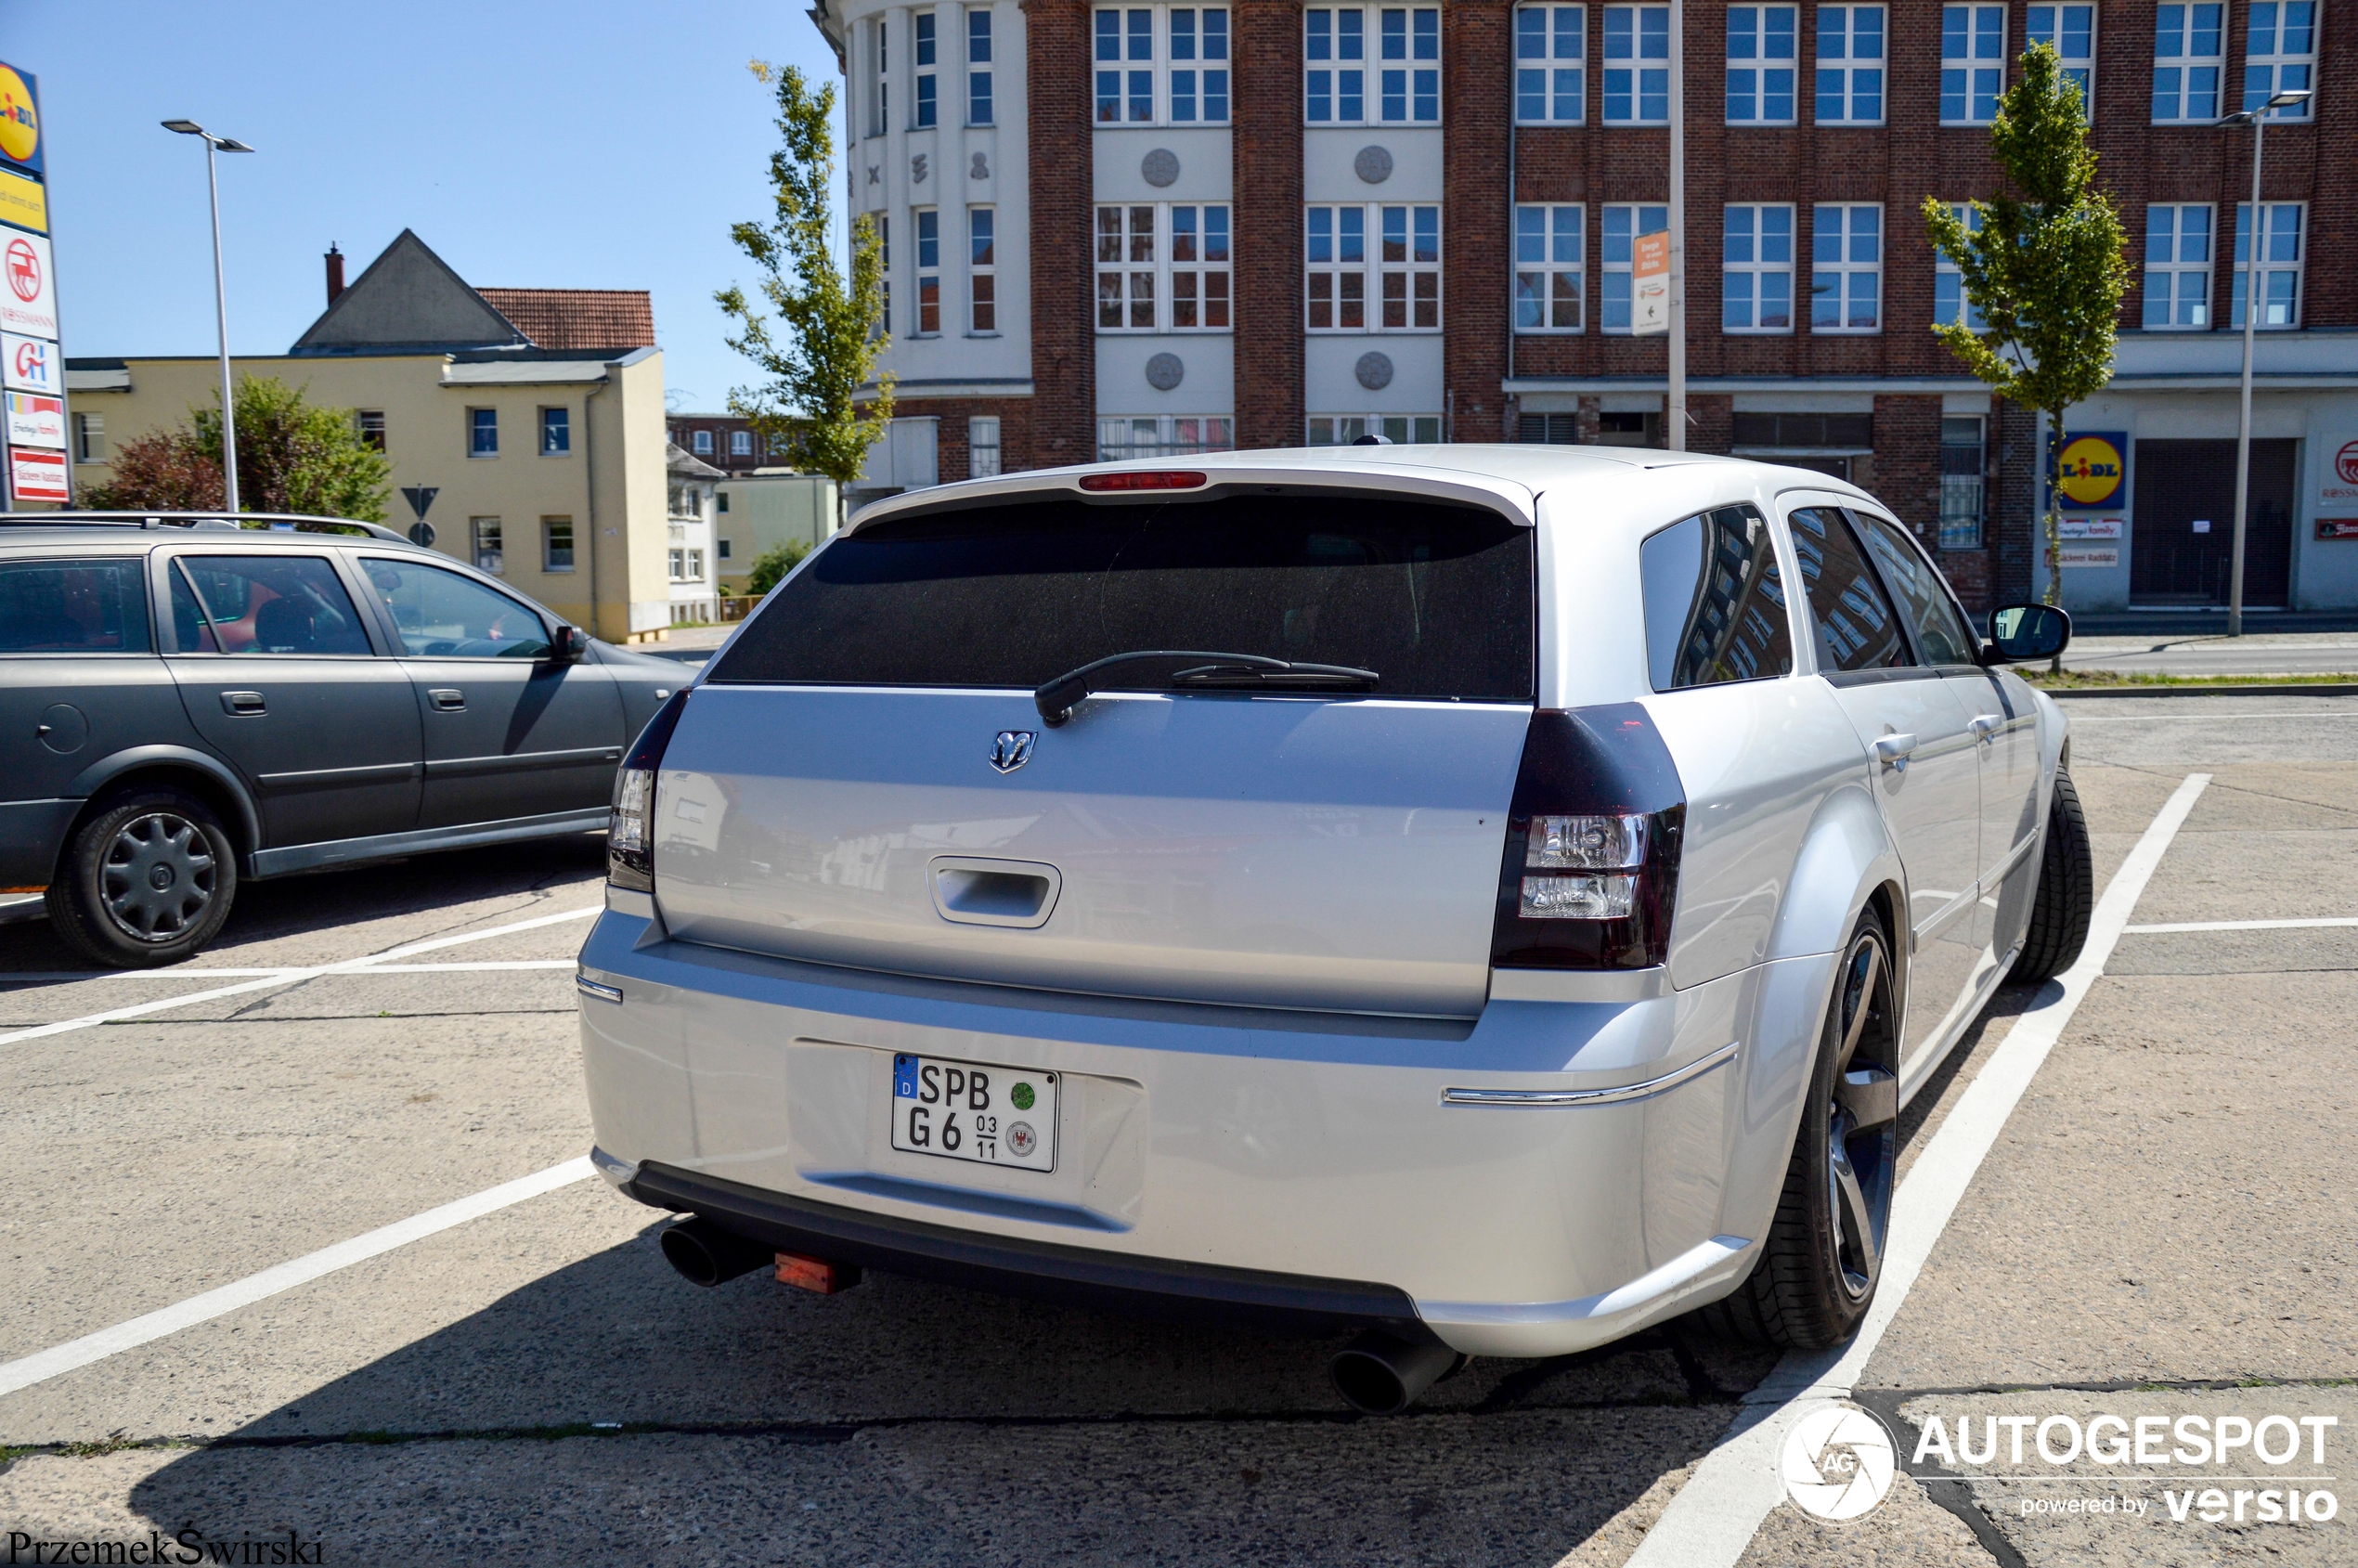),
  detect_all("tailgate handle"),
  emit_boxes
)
[220,691,266,717]
[428,688,468,712]
[929,857,1062,929]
